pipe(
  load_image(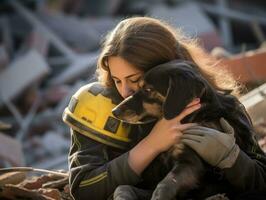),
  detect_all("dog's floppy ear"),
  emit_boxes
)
[163,74,202,120]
